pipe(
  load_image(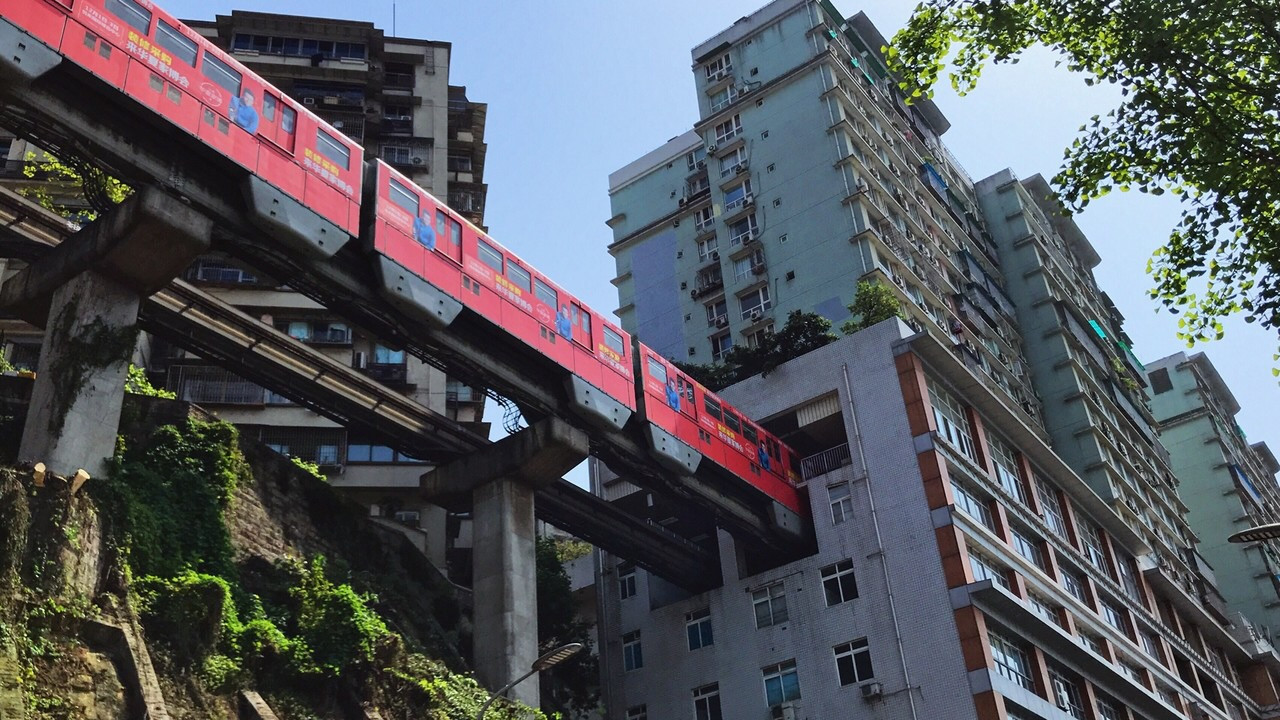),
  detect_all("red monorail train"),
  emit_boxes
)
[1,0,808,522]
